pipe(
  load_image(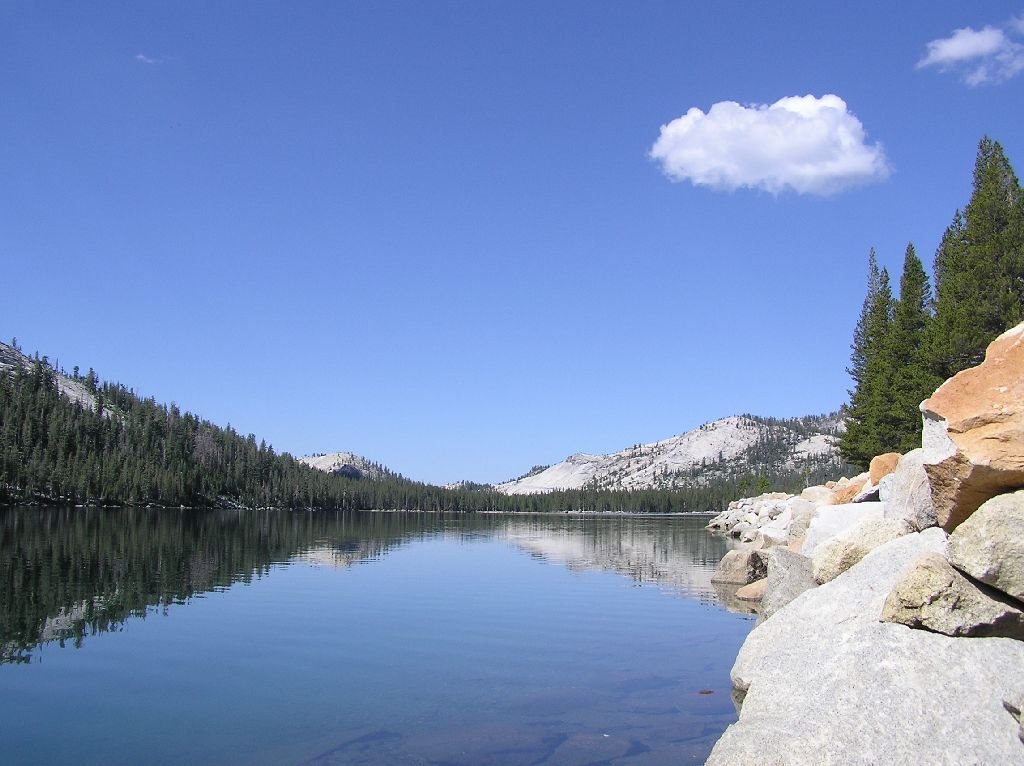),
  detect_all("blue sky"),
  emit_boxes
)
[3,2,1023,484]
